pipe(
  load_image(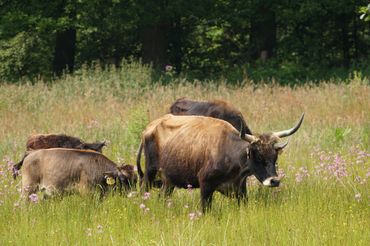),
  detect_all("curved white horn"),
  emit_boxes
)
[273,113,305,138]
[274,140,289,150]
[244,134,258,143]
